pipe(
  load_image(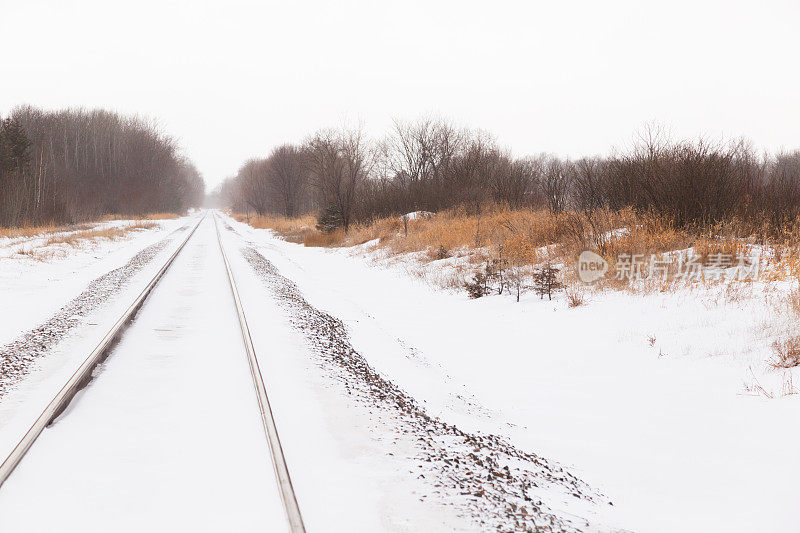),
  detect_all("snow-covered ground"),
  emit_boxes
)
[0,216,197,490]
[219,222,477,531]
[226,214,800,532]
[0,217,187,346]
[0,215,286,531]
[2,211,798,531]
